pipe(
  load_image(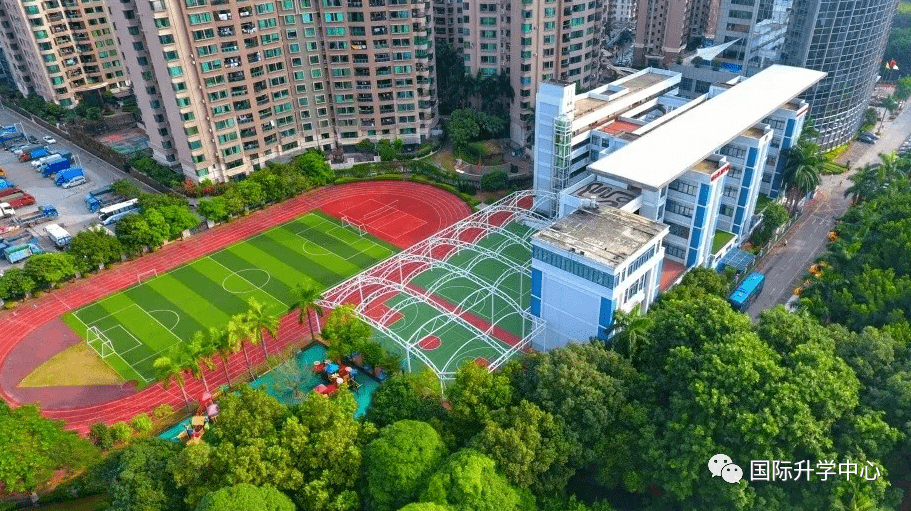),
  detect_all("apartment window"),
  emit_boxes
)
[665,200,693,218]
[663,242,686,260]
[668,179,696,196]
[188,12,211,24]
[719,145,747,159]
[720,204,734,216]
[667,222,690,239]
[256,1,275,13]
[723,185,738,198]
